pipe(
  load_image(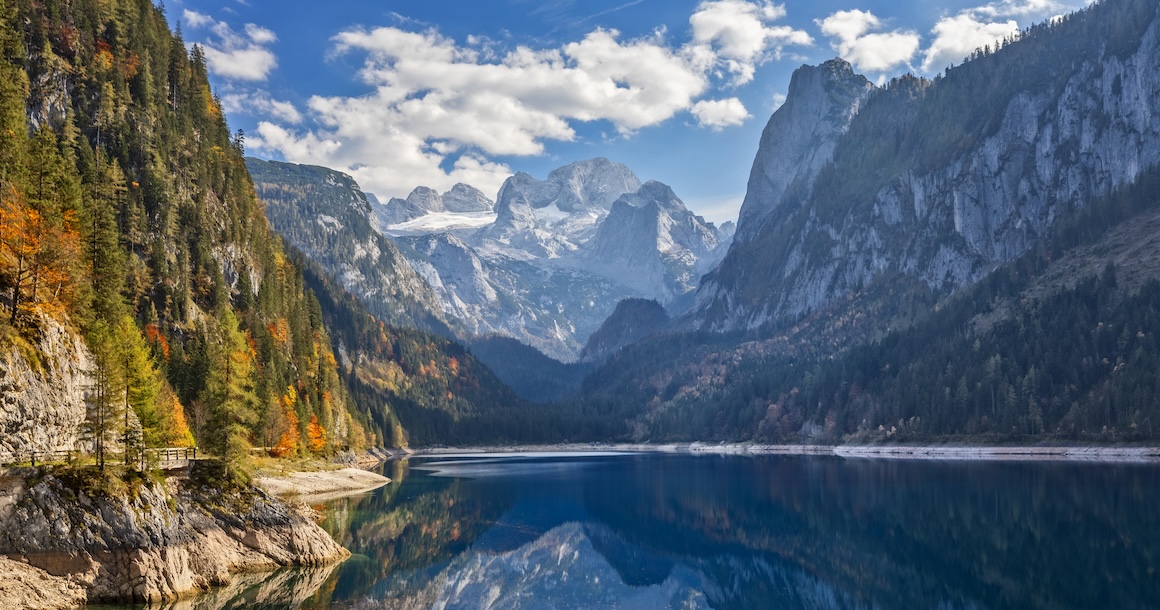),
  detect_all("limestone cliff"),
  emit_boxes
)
[0,317,92,460]
[697,1,1160,331]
